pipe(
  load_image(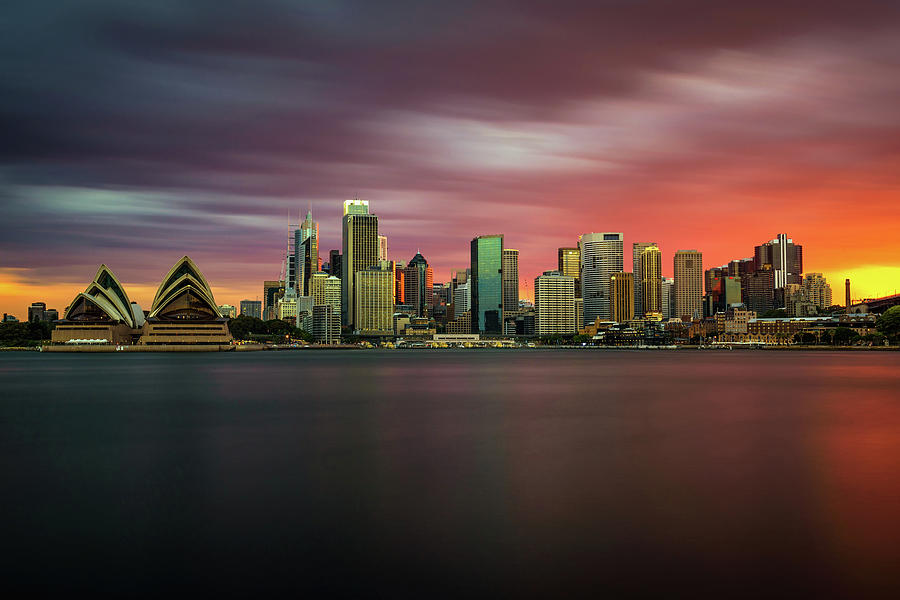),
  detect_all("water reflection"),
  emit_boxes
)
[1,350,898,595]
